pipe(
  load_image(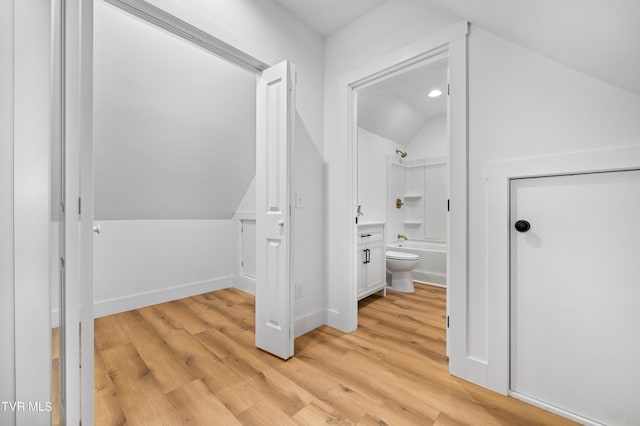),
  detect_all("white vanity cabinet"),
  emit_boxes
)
[357,224,386,300]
